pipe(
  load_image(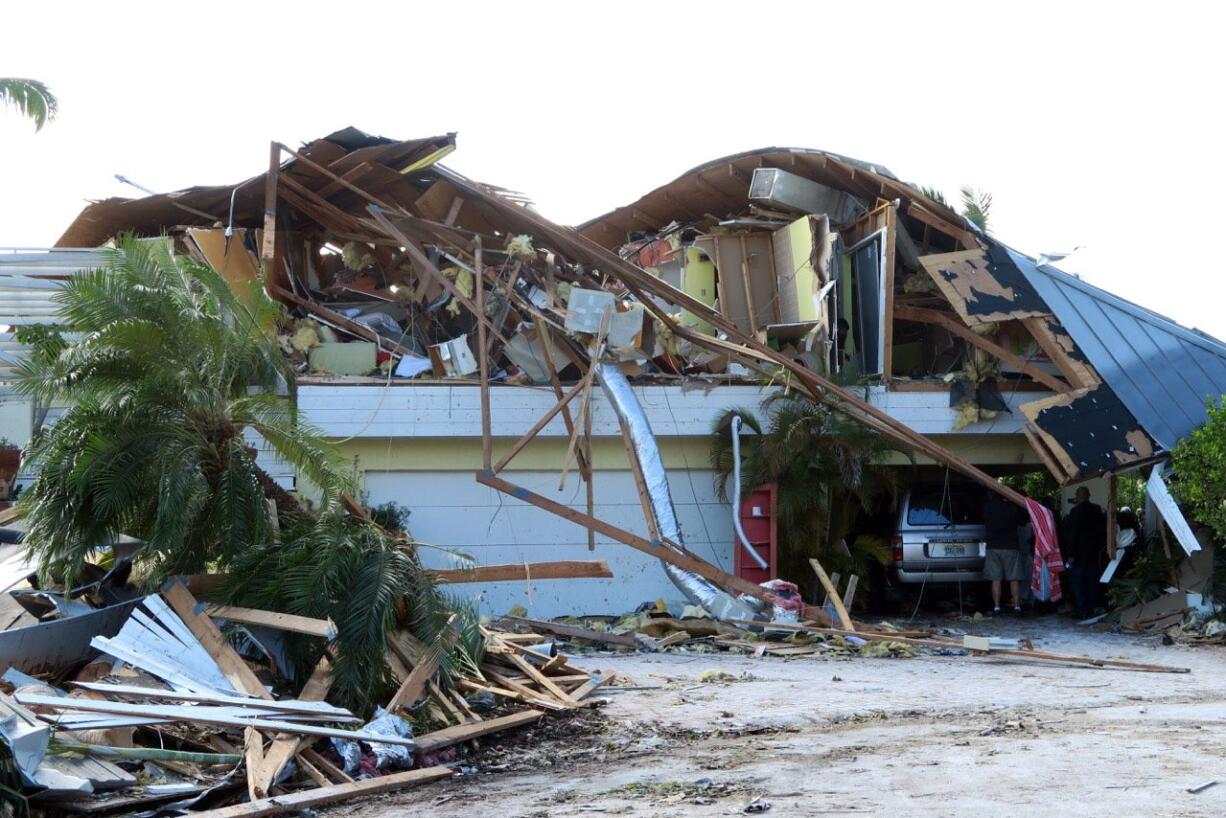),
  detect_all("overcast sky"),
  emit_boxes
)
[4,1,1223,338]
